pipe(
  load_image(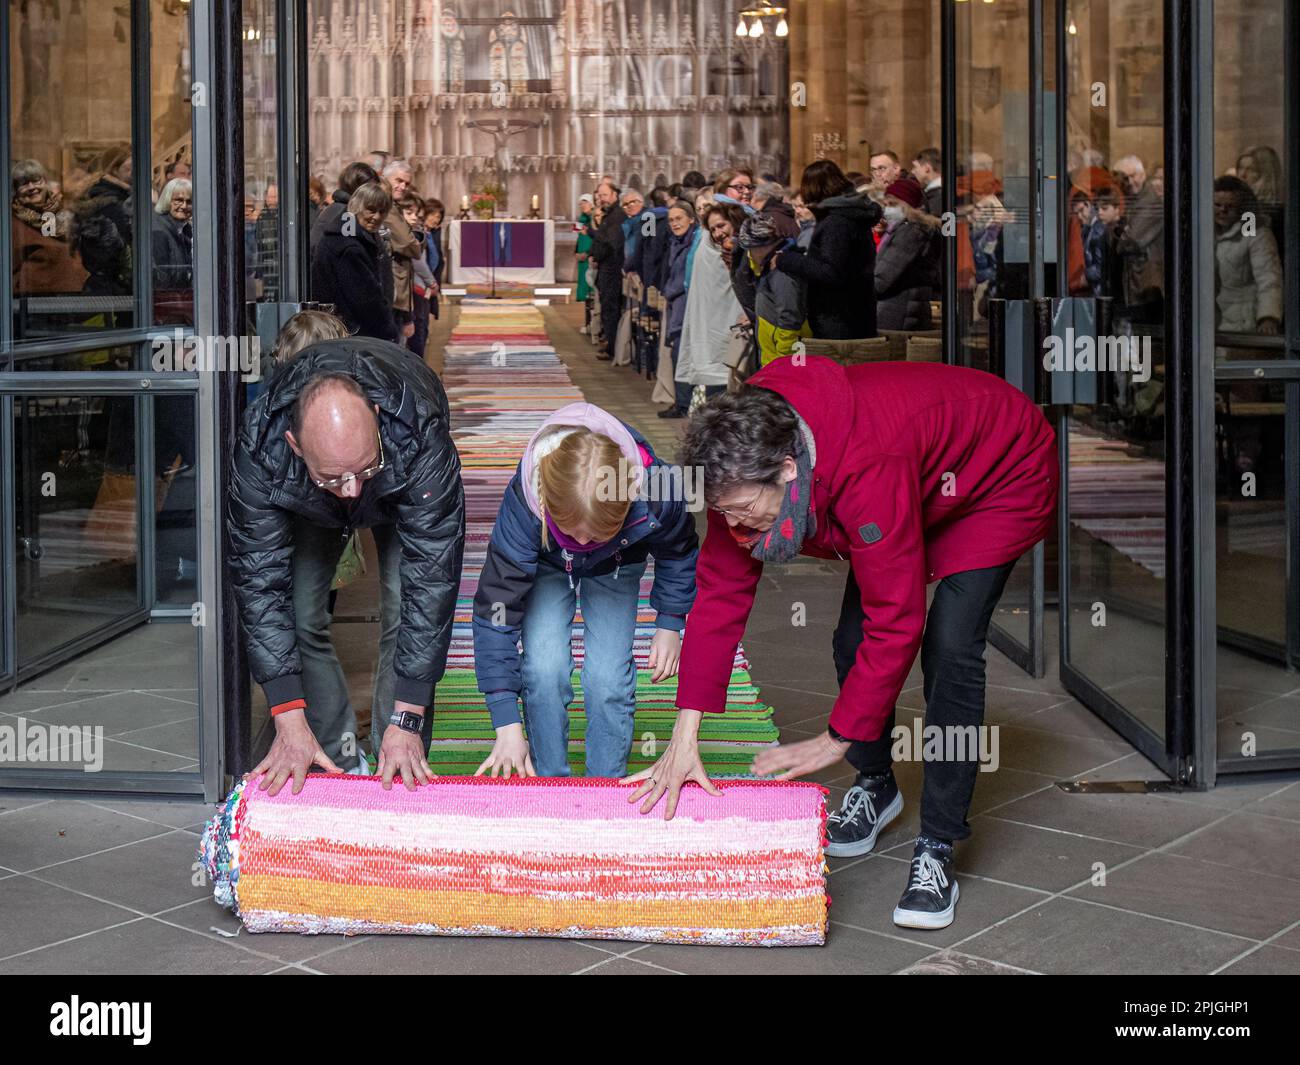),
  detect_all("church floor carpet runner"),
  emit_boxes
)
[200,775,828,946]
[431,298,781,777]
